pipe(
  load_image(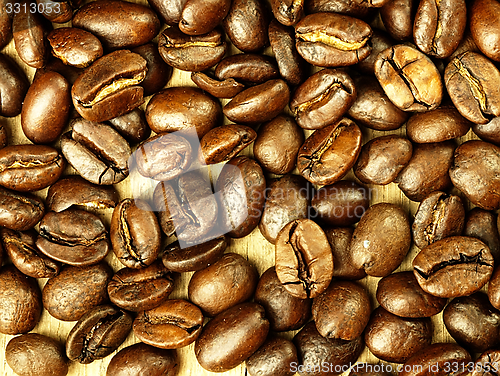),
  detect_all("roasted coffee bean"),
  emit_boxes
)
[259,174,310,244]
[222,0,268,52]
[132,42,172,97]
[413,236,494,298]
[42,263,112,321]
[268,20,305,86]
[348,76,409,131]
[488,266,500,310]
[134,132,192,181]
[71,50,147,123]
[445,52,500,124]
[354,135,412,185]
[0,265,42,334]
[215,156,265,238]
[355,30,395,75]
[295,12,372,67]
[253,115,304,175]
[379,0,414,41]
[270,0,303,26]
[399,343,471,376]
[1,228,60,278]
[365,307,432,363]
[413,0,466,58]
[351,203,411,277]
[449,140,500,210]
[464,208,500,263]
[470,0,500,62]
[21,70,71,144]
[72,0,160,50]
[305,0,373,20]
[254,267,311,332]
[195,302,269,372]
[215,53,279,84]
[12,0,47,68]
[246,336,298,376]
[473,116,500,146]
[0,187,44,231]
[162,236,227,272]
[293,322,364,376]
[146,87,221,138]
[275,219,333,299]
[444,292,500,353]
[134,299,204,349]
[0,144,65,192]
[0,0,12,49]
[325,227,366,280]
[471,349,500,376]
[158,26,227,72]
[406,105,471,143]
[36,0,73,23]
[6,333,68,376]
[66,305,132,364]
[297,118,362,186]
[106,343,179,376]
[148,0,187,25]
[375,44,443,112]
[312,280,371,340]
[395,141,455,202]
[47,27,103,68]
[290,68,356,130]
[412,192,465,249]
[311,180,370,226]
[0,53,29,117]
[191,72,245,98]
[199,124,256,165]
[377,271,447,318]
[180,0,231,35]
[153,170,218,244]
[108,108,151,143]
[188,252,258,316]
